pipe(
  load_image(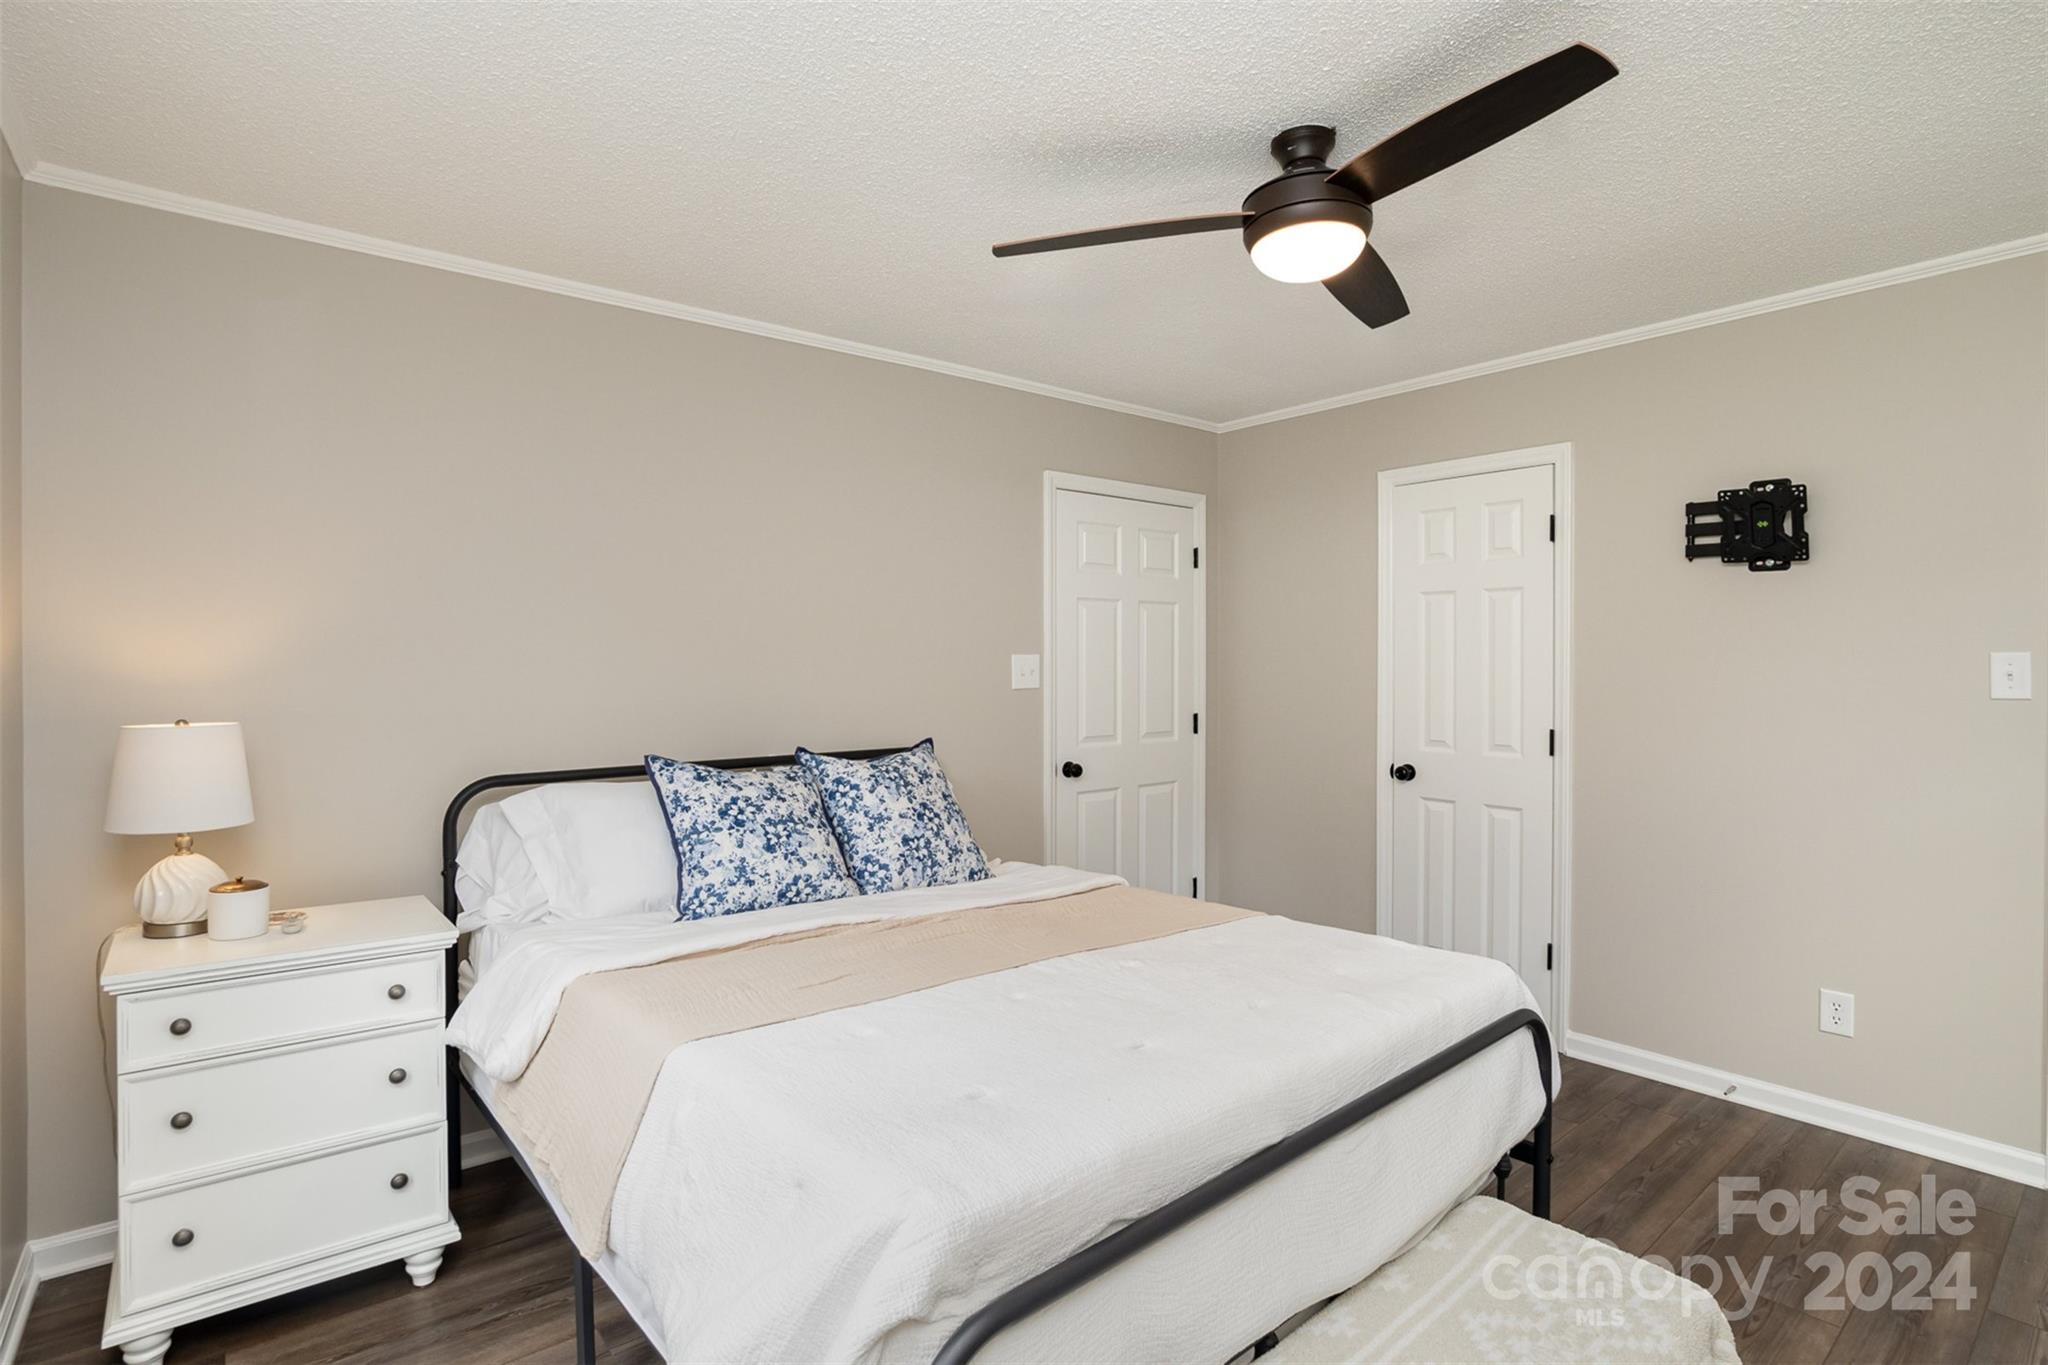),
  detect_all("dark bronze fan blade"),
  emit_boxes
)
[1324,244,1409,328]
[992,213,1248,258]
[1327,43,1617,203]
